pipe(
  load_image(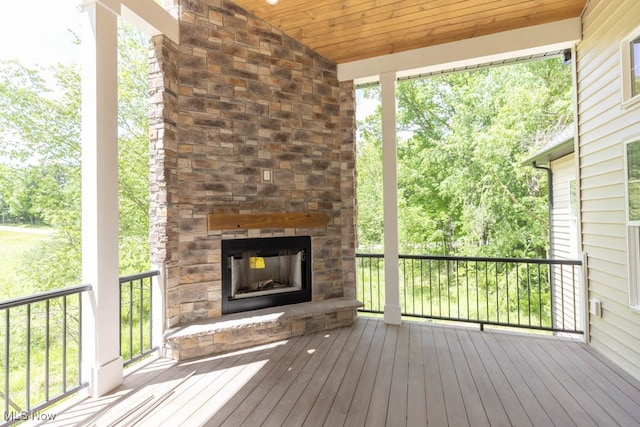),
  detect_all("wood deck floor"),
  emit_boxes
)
[49,316,640,427]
